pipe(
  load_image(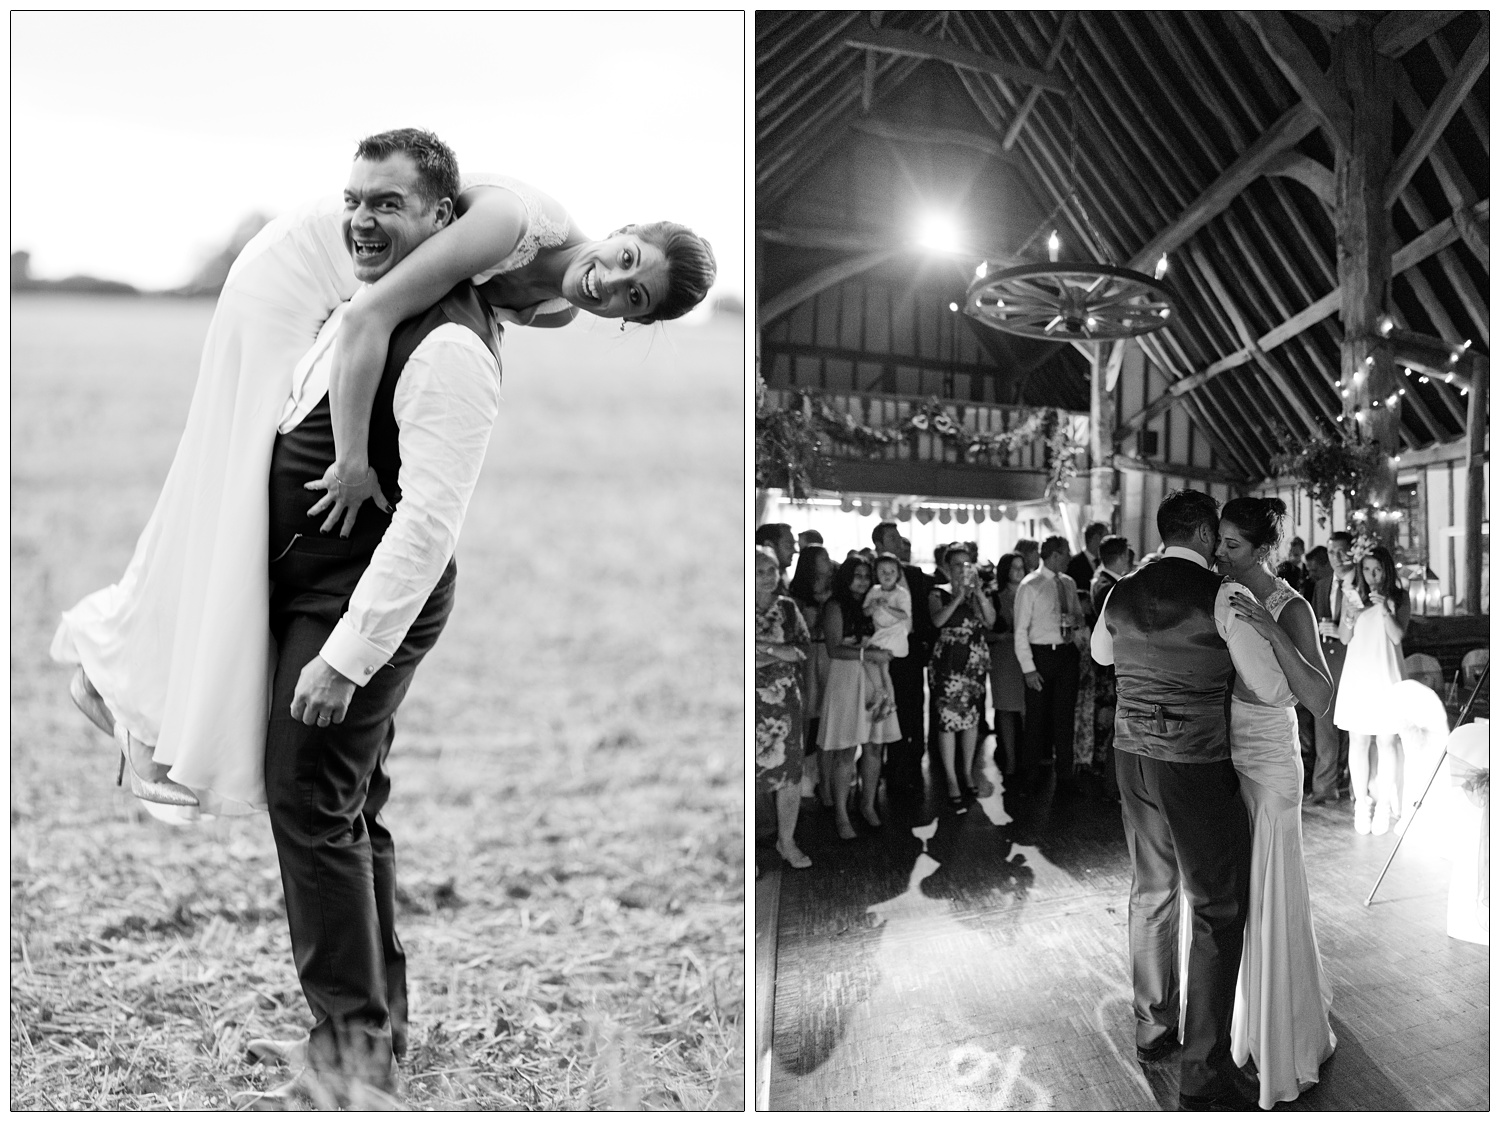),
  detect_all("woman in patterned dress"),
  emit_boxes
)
[928,543,995,811]
[756,547,813,869]
[53,130,718,819]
